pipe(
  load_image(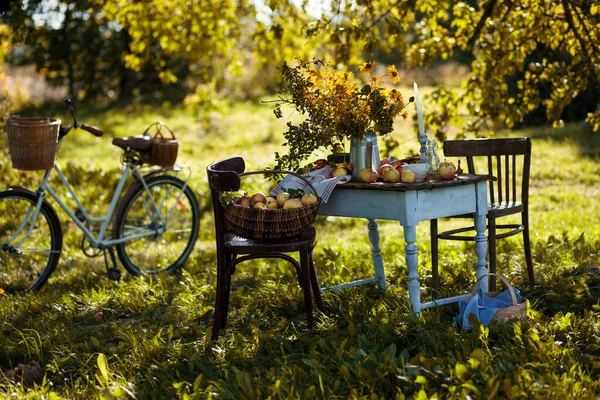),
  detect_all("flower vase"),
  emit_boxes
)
[349,132,381,182]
